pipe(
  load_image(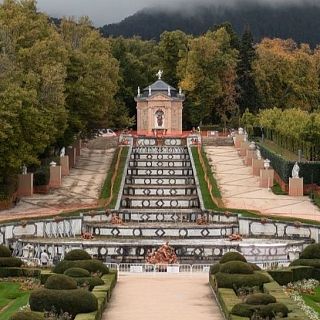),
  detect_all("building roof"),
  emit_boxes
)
[143,80,176,93]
